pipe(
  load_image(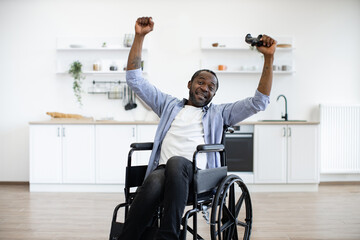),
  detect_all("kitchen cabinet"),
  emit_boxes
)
[29,124,95,184]
[30,121,318,192]
[30,125,62,183]
[200,36,294,75]
[287,125,319,183]
[95,125,136,184]
[254,125,287,183]
[62,125,95,183]
[254,124,319,184]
